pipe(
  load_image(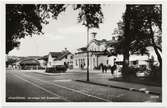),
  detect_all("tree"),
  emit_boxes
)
[74,4,103,81]
[6,4,66,54]
[6,58,17,67]
[120,5,162,78]
[111,20,125,54]
[6,4,41,54]
[6,4,103,55]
